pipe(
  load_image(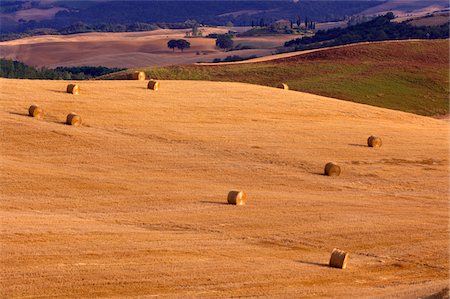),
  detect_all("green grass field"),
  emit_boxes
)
[105,40,449,116]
